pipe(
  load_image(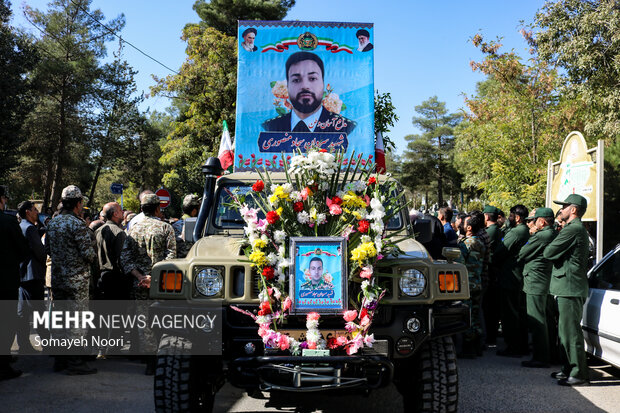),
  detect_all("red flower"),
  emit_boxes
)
[293,201,304,212]
[259,301,272,315]
[368,177,377,186]
[358,220,370,233]
[262,266,275,280]
[359,307,368,321]
[266,211,280,224]
[331,196,342,205]
[319,149,327,153]
[252,180,265,192]
[244,159,251,166]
